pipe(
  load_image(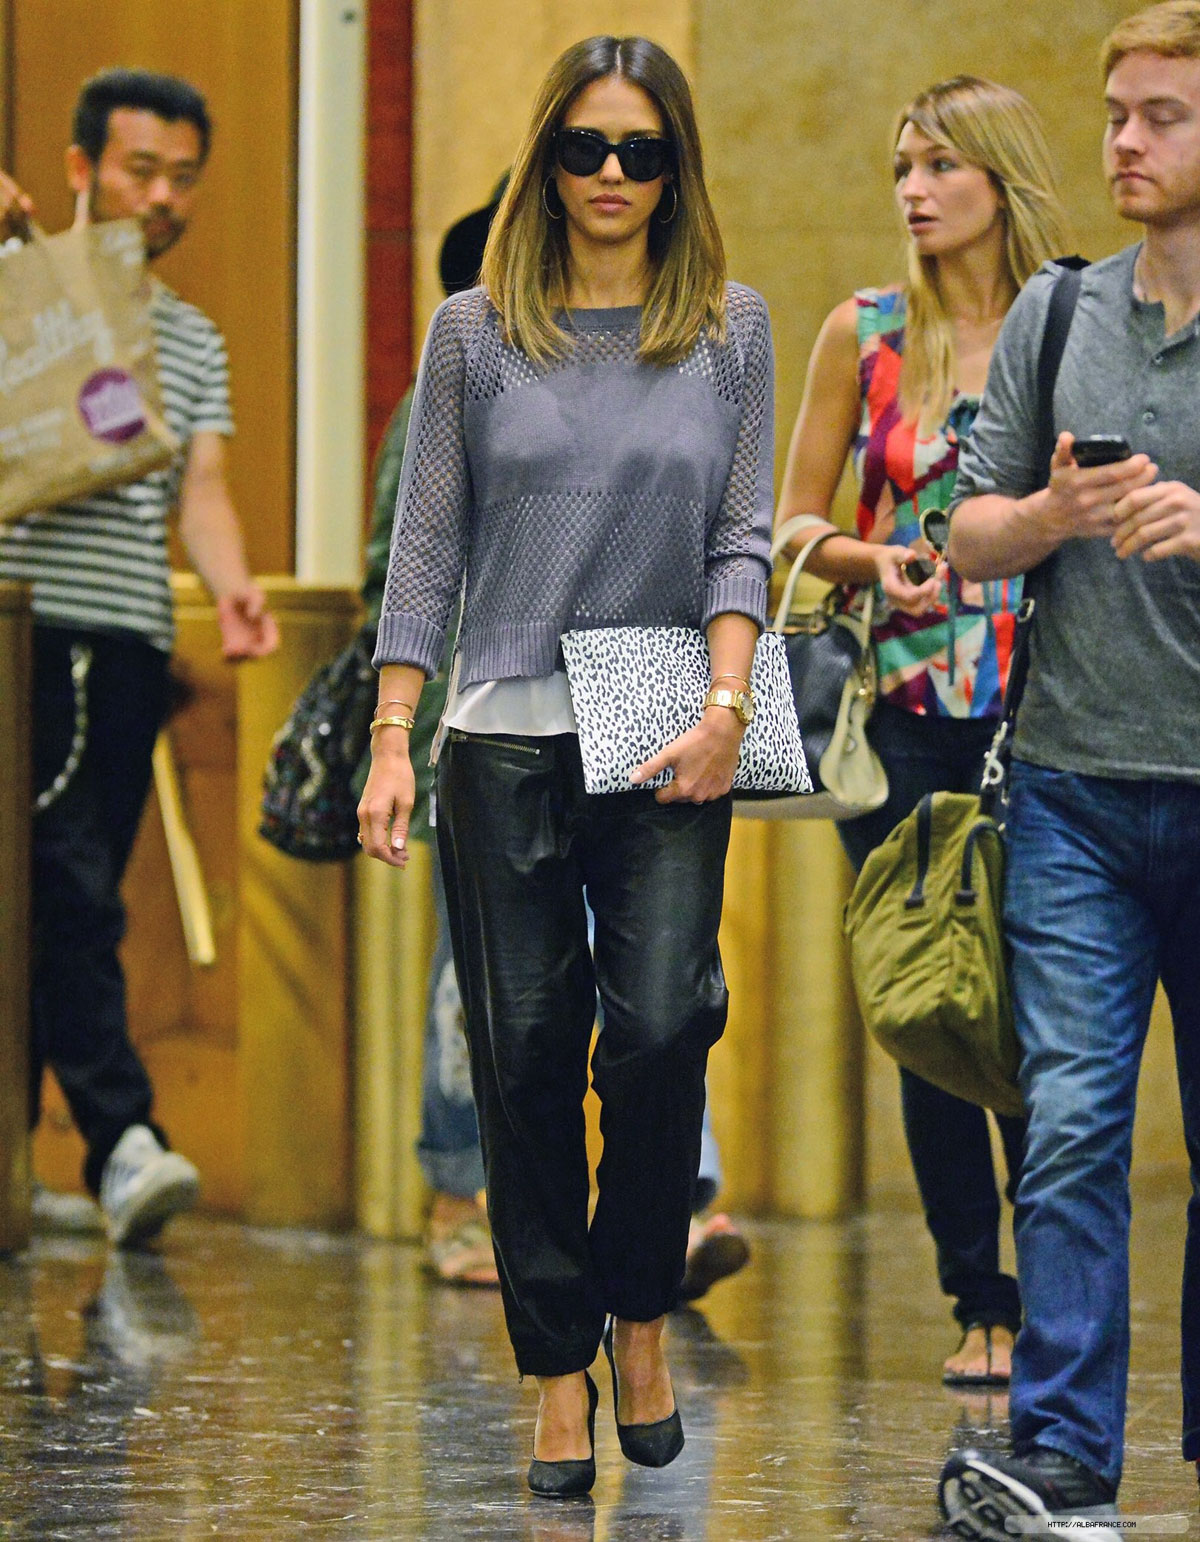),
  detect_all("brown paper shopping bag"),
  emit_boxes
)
[0,219,179,523]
